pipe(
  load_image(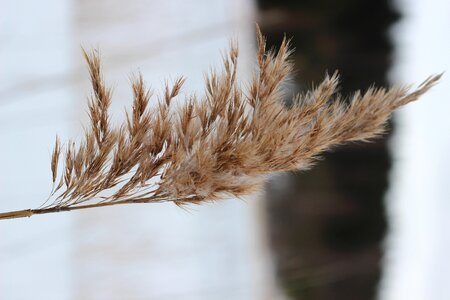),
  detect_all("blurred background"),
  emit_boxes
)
[0,0,448,299]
